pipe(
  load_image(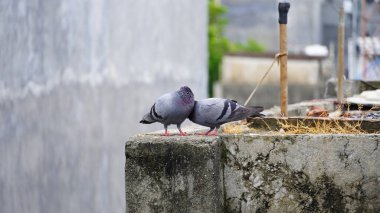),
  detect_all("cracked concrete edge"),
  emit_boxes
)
[126,130,380,159]
[222,134,380,174]
[126,131,380,164]
[125,132,224,213]
[135,124,209,136]
[128,124,380,141]
[221,133,380,212]
[126,129,380,212]
[126,128,218,147]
